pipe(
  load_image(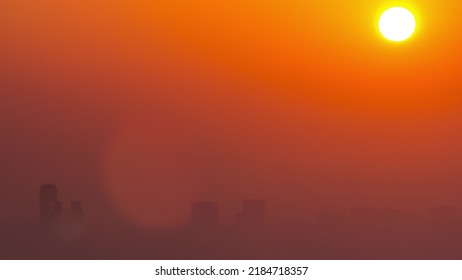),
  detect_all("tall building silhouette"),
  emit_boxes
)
[39,184,60,228]
[191,202,220,229]
[235,199,266,231]
[39,184,85,238]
